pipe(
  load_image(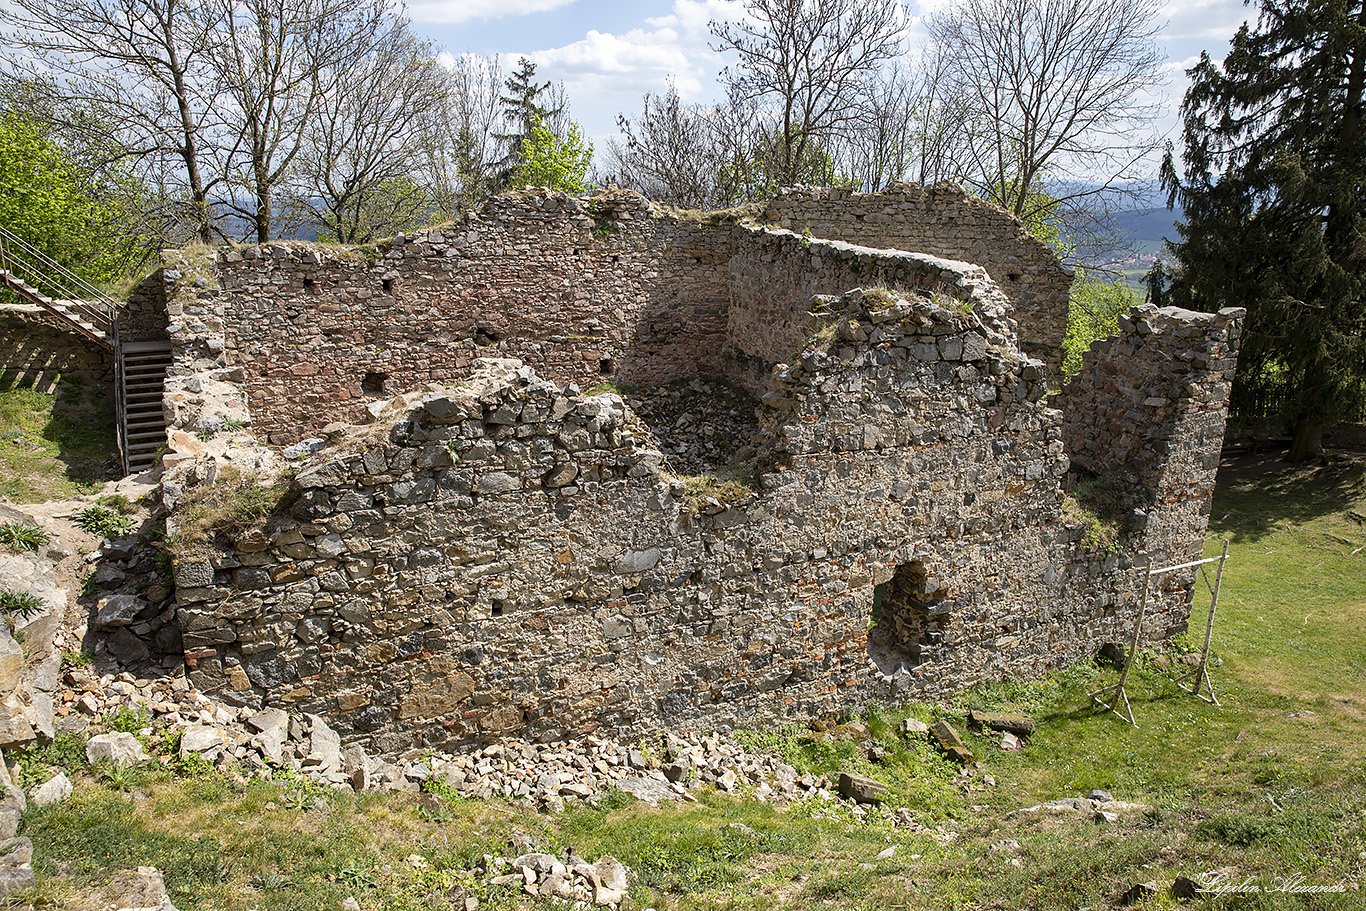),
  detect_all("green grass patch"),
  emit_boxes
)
[0,372,117,502]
